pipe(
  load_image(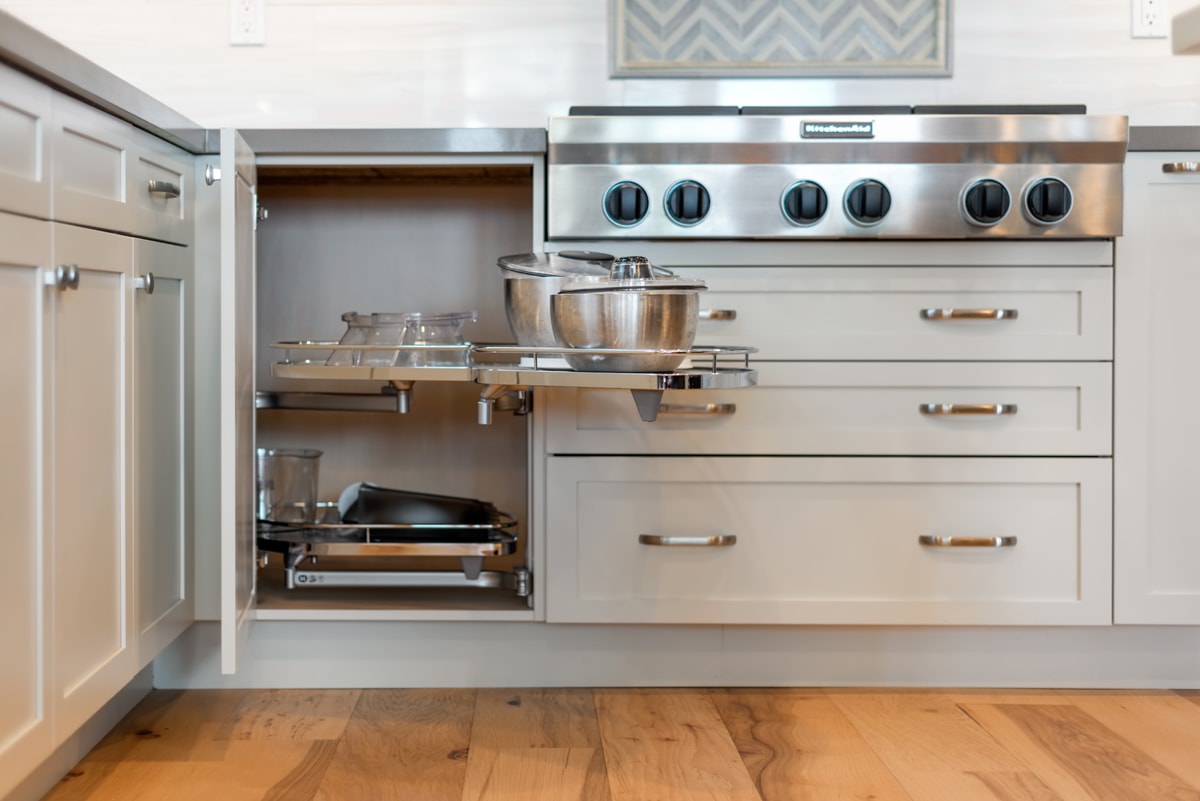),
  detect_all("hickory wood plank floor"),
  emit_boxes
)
[38,688,1200,801]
